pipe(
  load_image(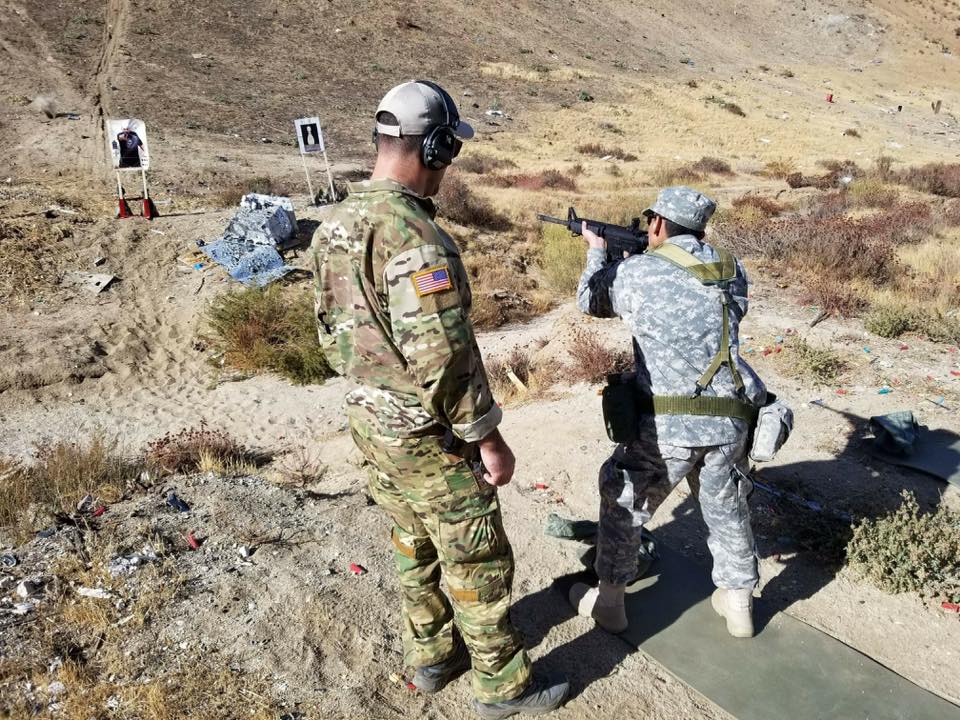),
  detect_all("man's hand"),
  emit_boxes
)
[477,428,516,487]
[582,221,606,250]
